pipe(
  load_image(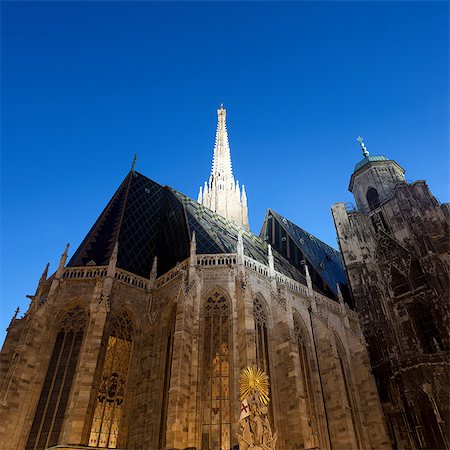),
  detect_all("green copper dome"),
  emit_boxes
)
[354,155,389,172]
